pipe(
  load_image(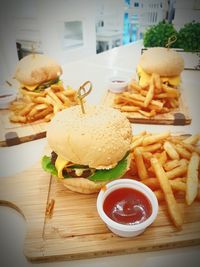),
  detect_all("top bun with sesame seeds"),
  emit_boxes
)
[42,104,132,194]
[14,54,62,91]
